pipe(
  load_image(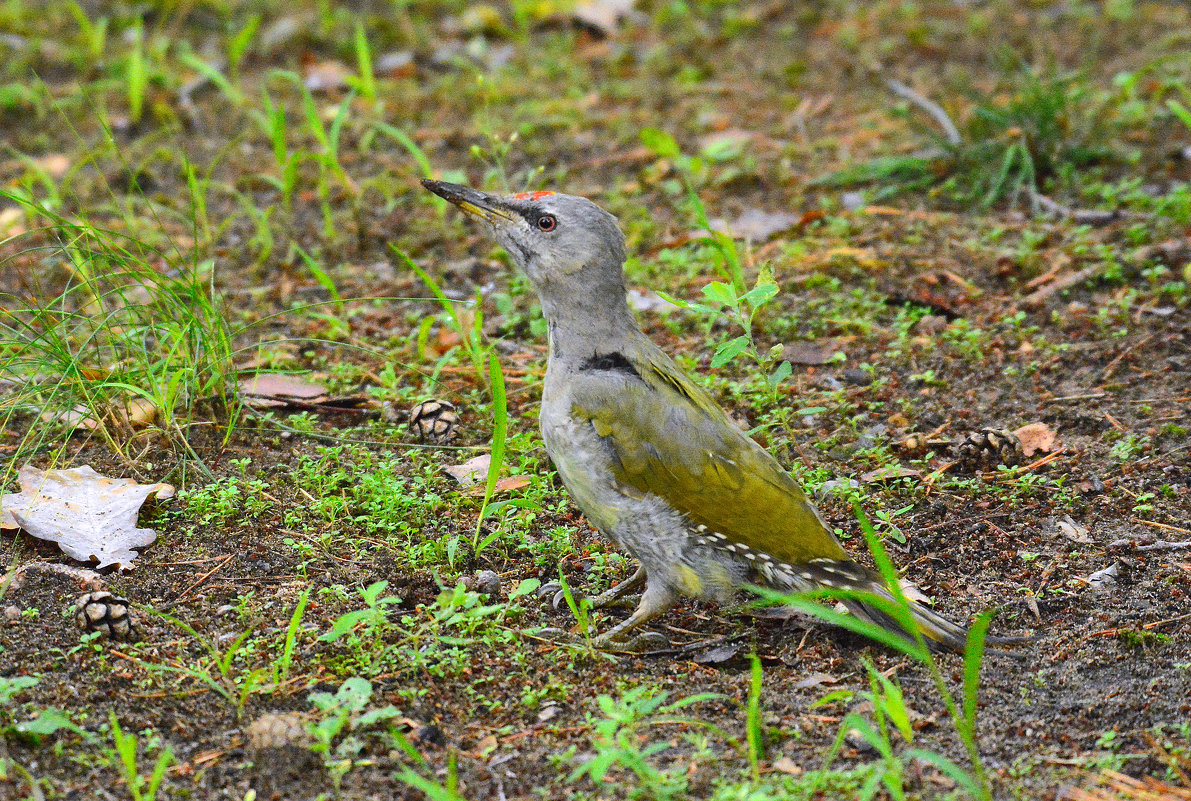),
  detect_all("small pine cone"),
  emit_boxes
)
[409,399,459,442]
[954,428,1023,471]
[245,712,313,753]
[899,432,928,456]
[76,591,134,641]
